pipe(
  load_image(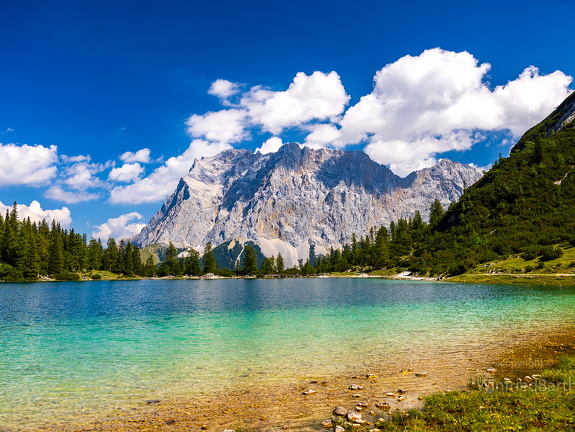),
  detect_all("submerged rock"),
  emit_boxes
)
[346,411,363,422]
[375,402,391,411]
[332,406,348,416]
